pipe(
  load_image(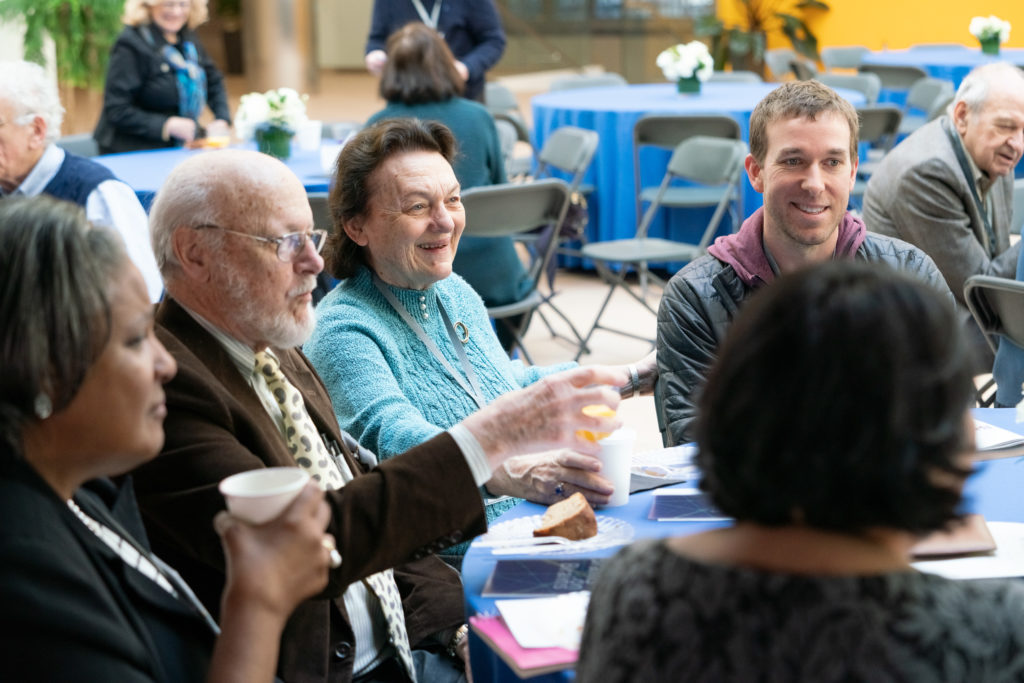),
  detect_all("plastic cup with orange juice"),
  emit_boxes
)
[577,404,616,442]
